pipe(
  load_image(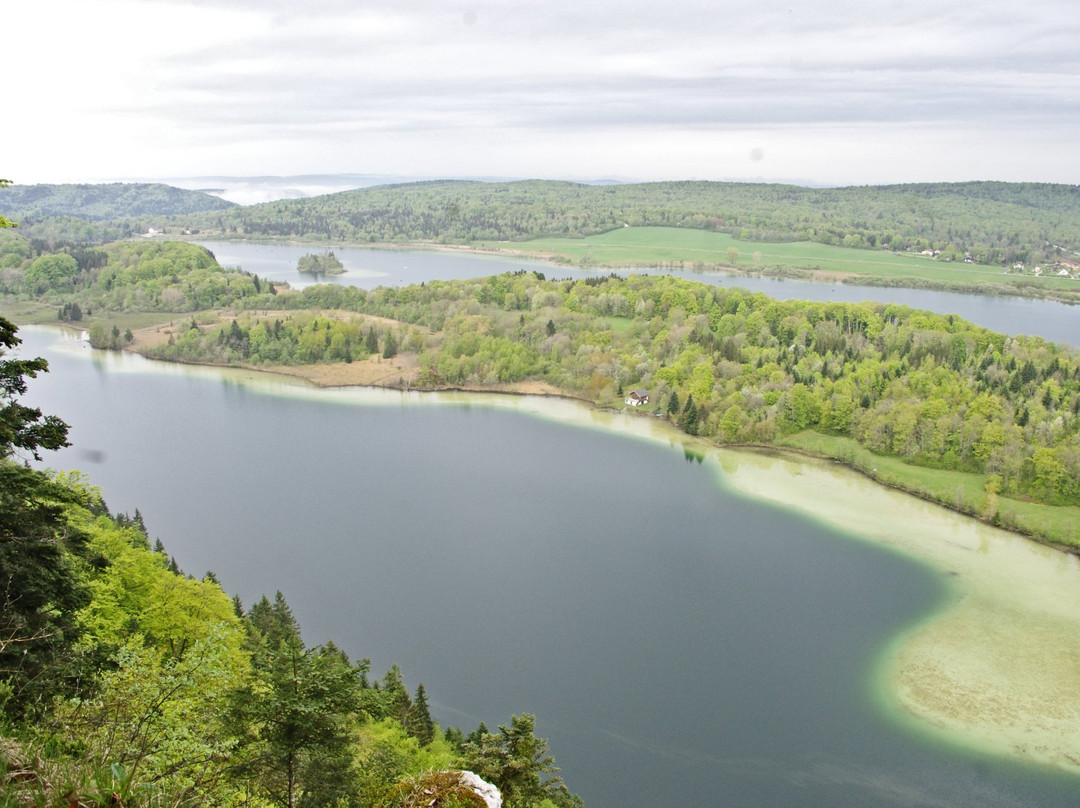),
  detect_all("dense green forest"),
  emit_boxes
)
[176,179,1080,268]
[0,236,267,315]
[5,180,1080,273]
[0,183,236,245]
[0,316,581,807]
